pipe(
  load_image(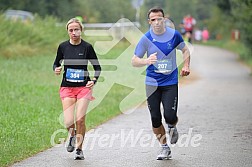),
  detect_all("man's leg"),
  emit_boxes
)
[153,125,166,144]
[146,85,164,142]
[146,85,171,159]
[161,84,179,144]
